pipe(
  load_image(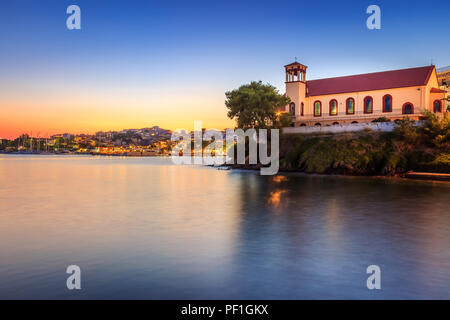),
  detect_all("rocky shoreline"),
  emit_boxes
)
[225,115,450,180]
[226,163,450,182]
